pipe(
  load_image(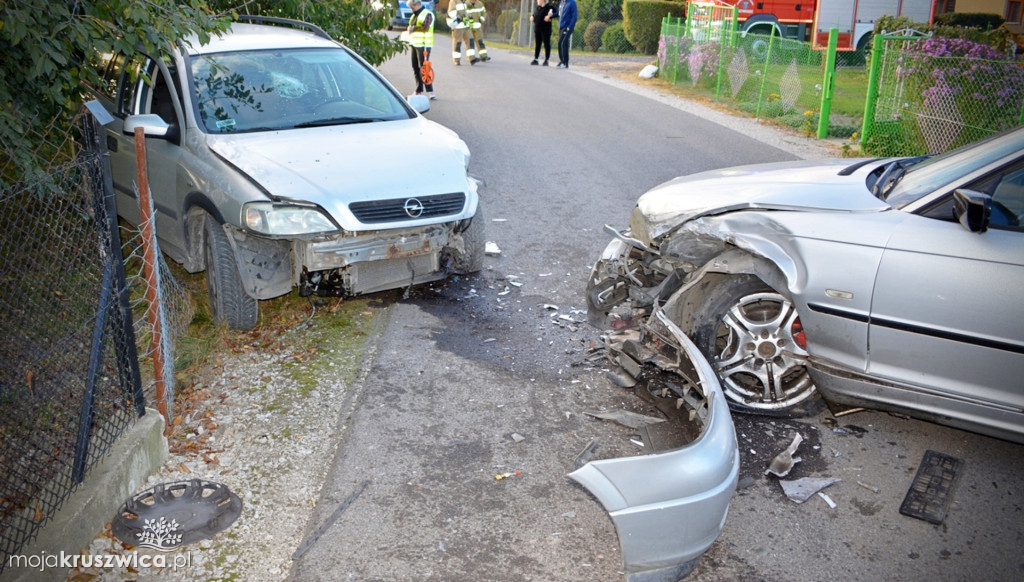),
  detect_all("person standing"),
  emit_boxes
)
[407,0,436,98]
[531,0,556,66]
[556,0,577,69]
[447,1,472,65]
[465,0,490,63]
